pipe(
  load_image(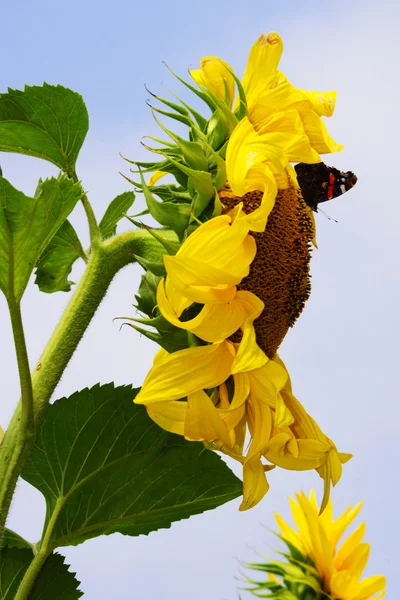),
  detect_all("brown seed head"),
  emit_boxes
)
[220,183,314,359]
